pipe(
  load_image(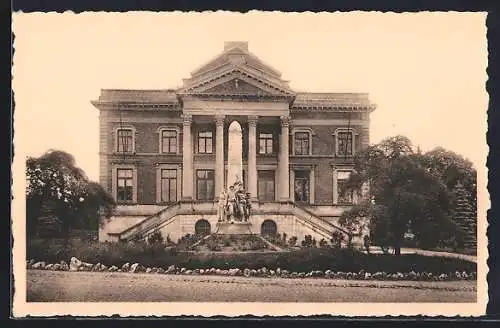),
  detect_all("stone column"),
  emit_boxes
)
[181,114,193,201]
[279,116,290,202]
[309,166,315,205]
[247,115,258,201]
[332,167,338,204]
[215,114,225,198]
